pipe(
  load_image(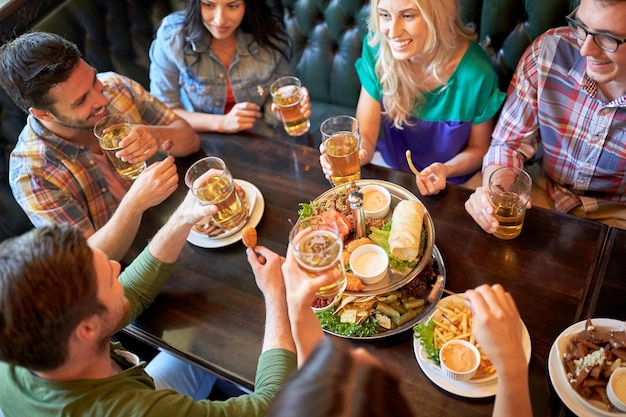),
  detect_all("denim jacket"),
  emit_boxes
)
[149,11,291,137]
